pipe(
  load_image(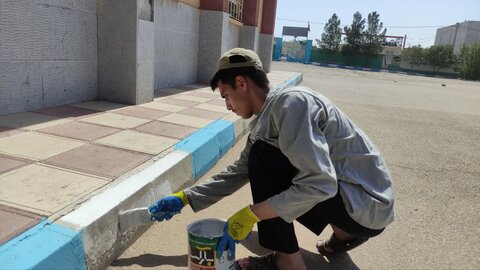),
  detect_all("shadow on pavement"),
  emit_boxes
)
[240,231,360,270]
[110,253,188,268]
